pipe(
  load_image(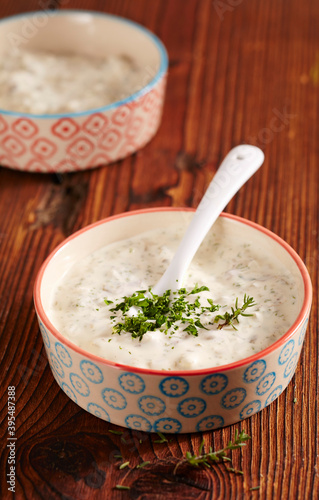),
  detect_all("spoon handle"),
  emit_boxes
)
[152,145,264,295]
